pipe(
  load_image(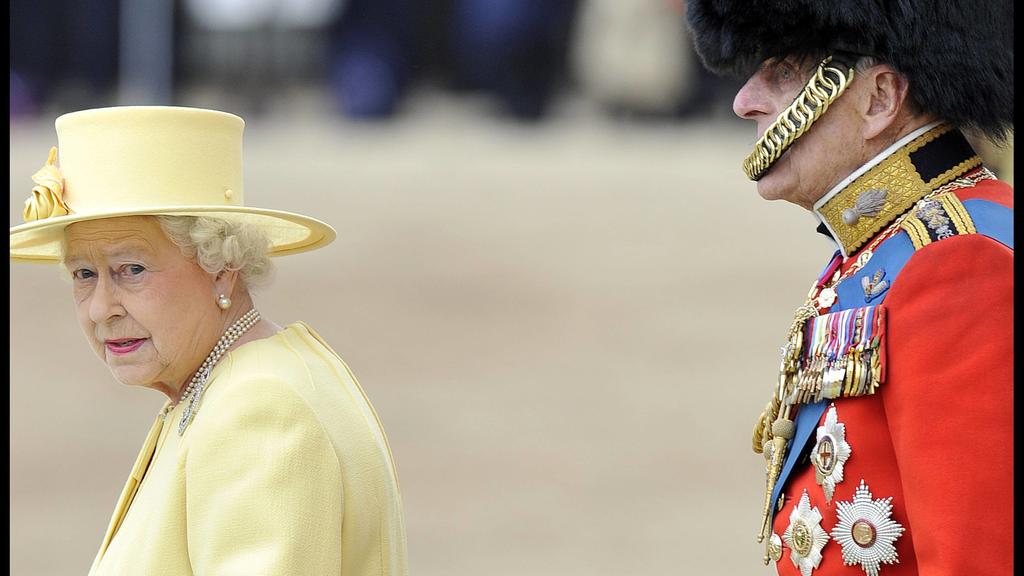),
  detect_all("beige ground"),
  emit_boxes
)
[11,90,844,575]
